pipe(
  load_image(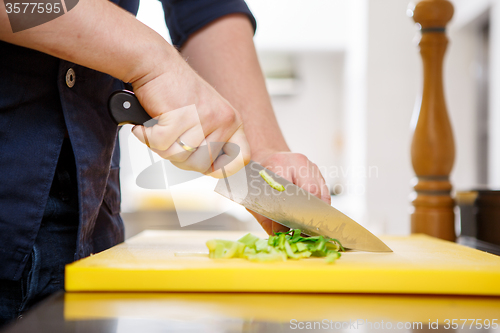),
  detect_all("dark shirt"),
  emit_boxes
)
[0,0,255,281]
